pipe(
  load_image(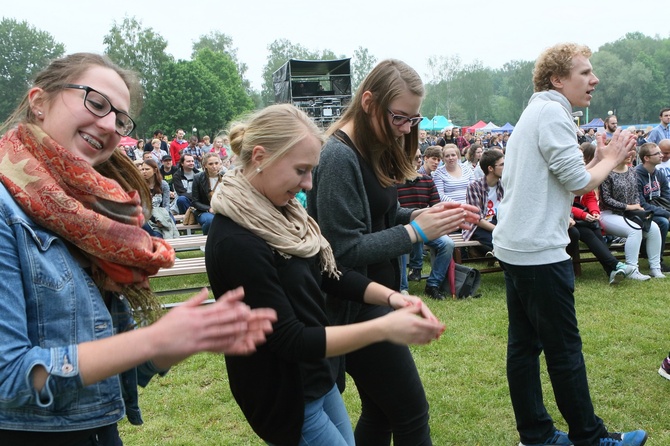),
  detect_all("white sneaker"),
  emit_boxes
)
[617,262,637,277]
[400,290,410,295]
[628,269,651,281]
[650,268,666,279]
[609,268,625,285]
